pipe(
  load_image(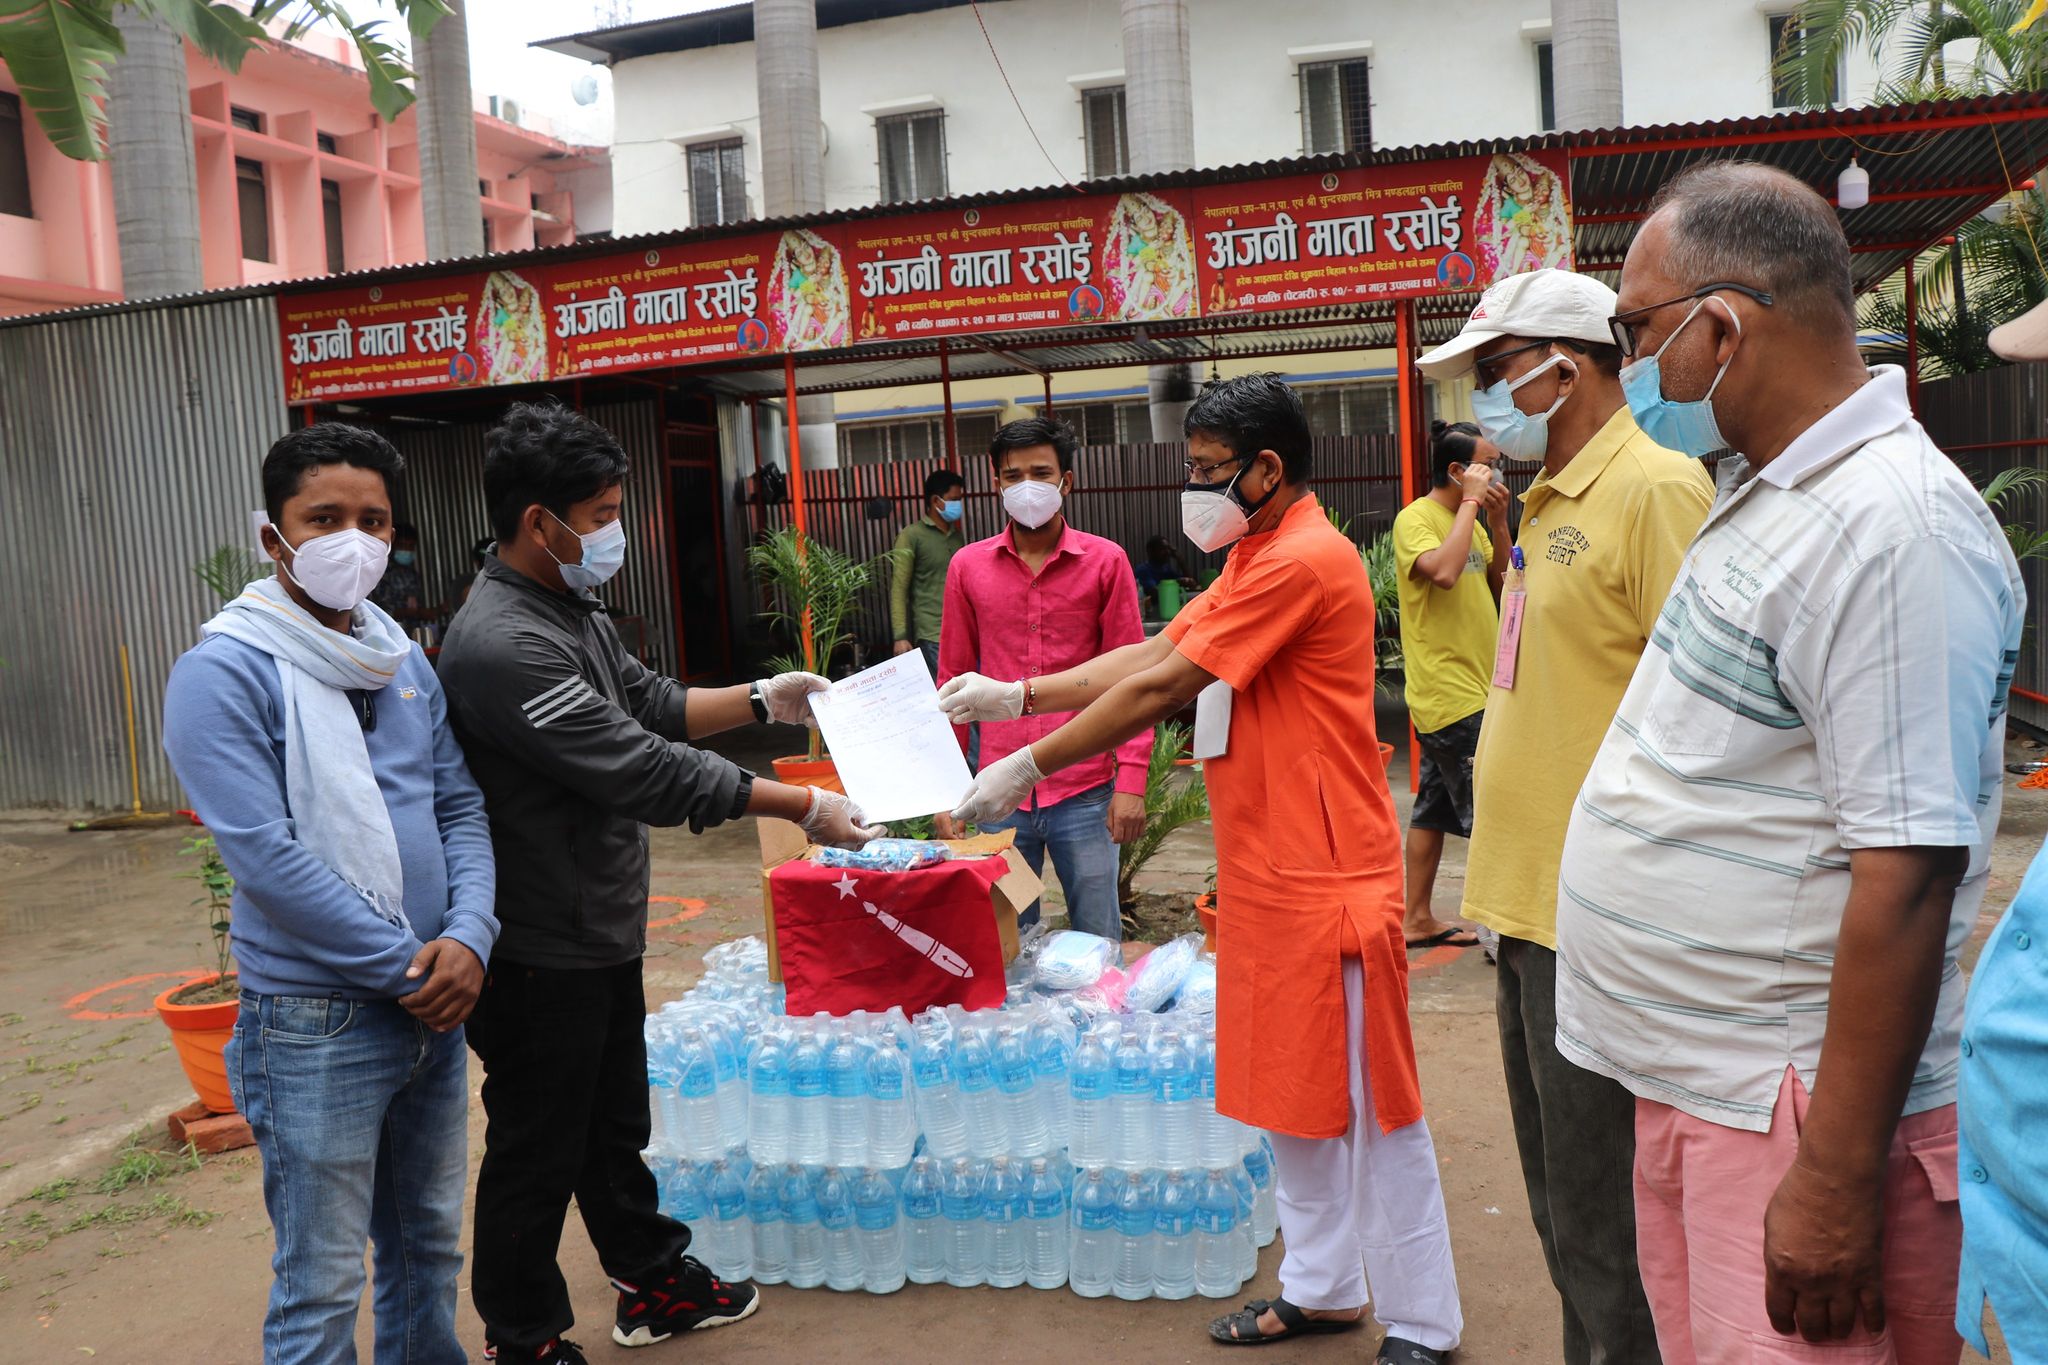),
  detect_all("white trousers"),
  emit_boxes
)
[1270,956,1464,1352]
